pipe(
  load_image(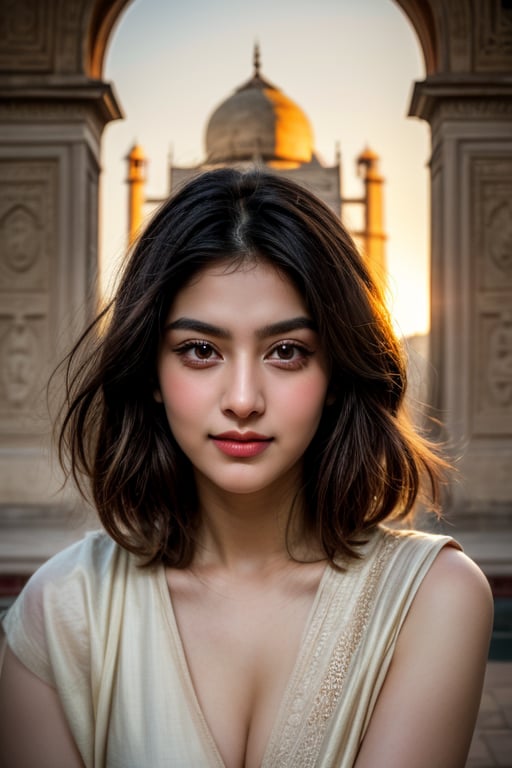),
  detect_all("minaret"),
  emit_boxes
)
[357,146,386,284]
[126,143,147,245]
